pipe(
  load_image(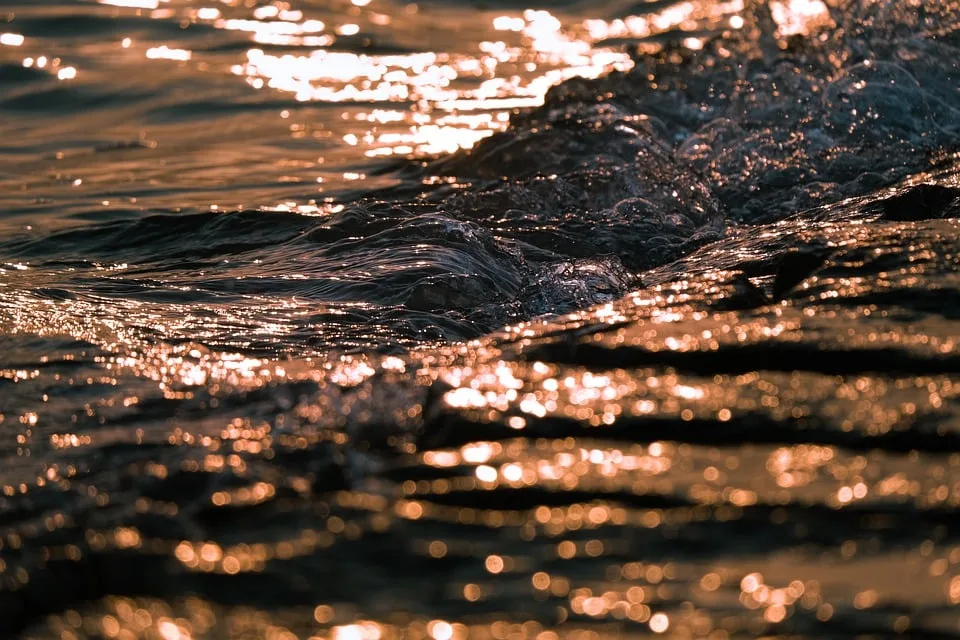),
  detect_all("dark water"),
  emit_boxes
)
[1,0,960,637]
